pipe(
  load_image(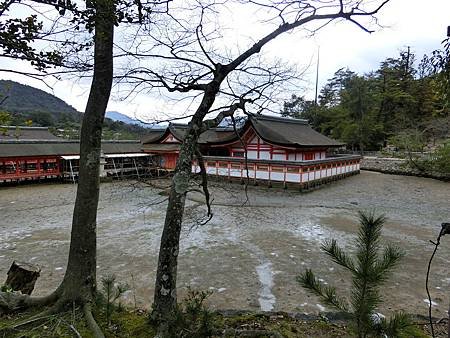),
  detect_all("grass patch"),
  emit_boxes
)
[0,307,434,337]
